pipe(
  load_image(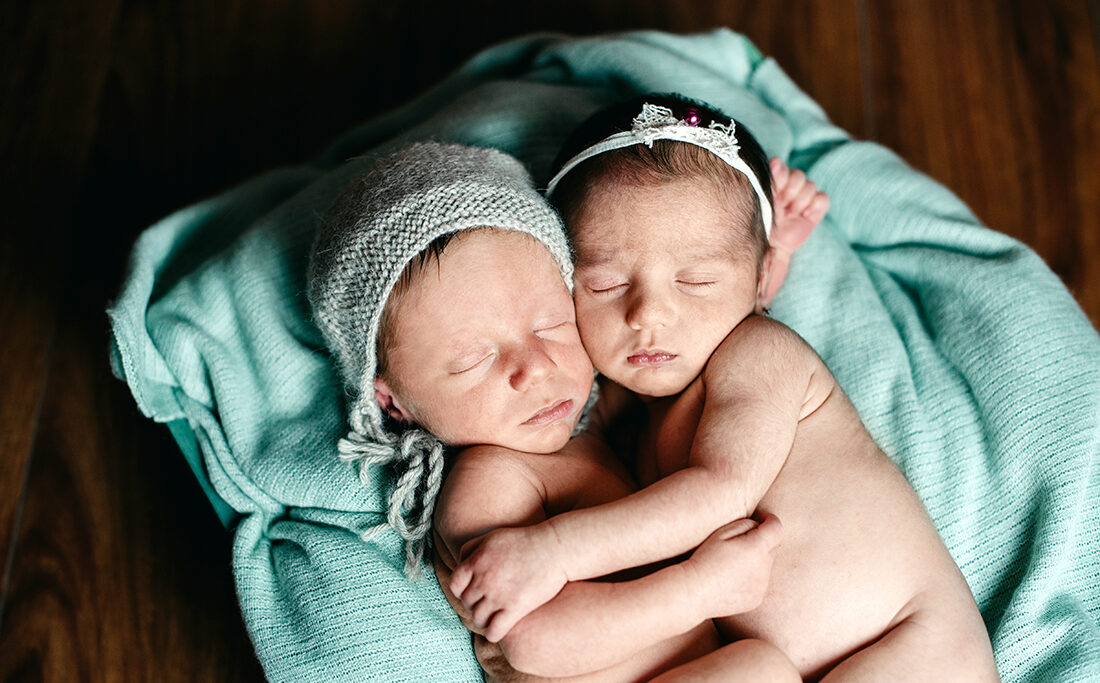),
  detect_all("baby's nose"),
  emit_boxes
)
[626,288,673,330]
[508,341,554,391]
